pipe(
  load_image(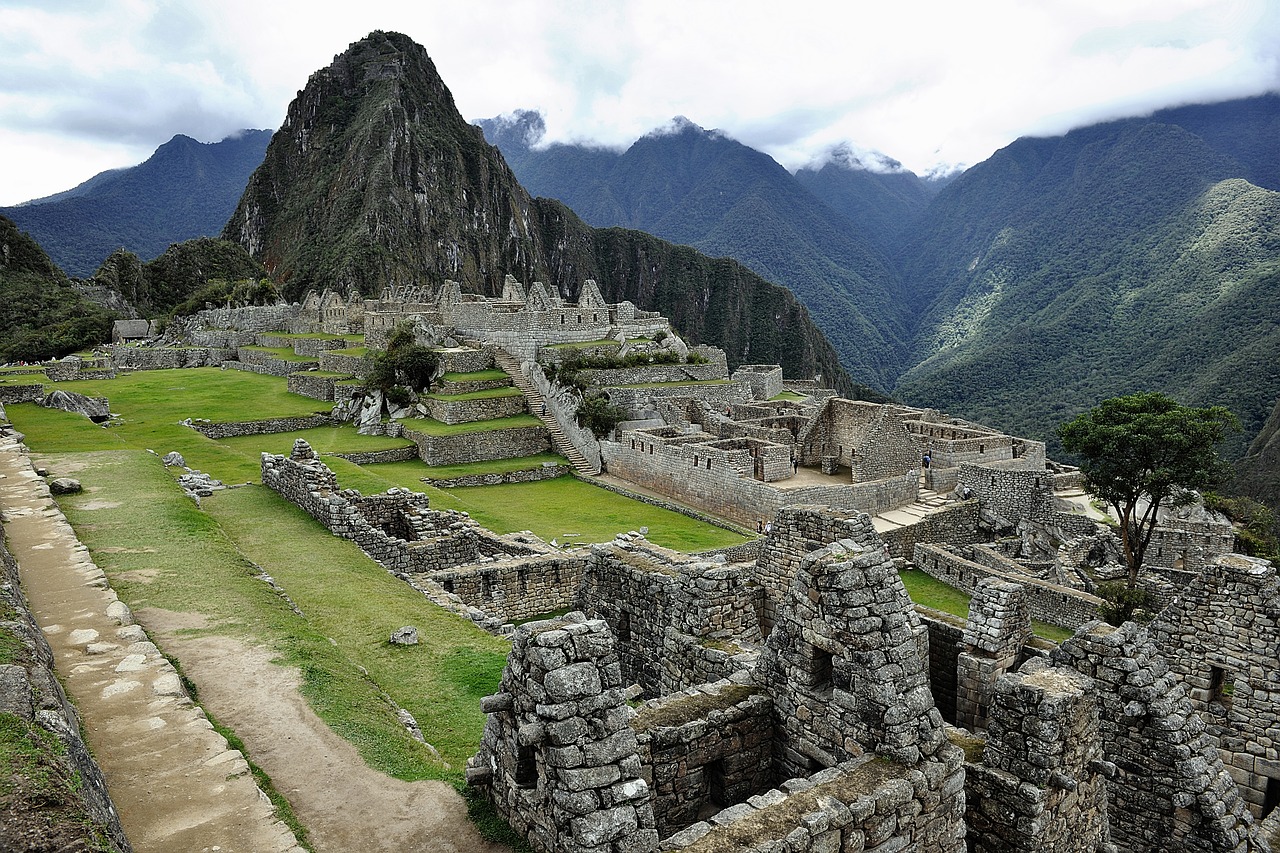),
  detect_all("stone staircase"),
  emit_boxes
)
[871,476,951,533]
[492,348,601,476]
